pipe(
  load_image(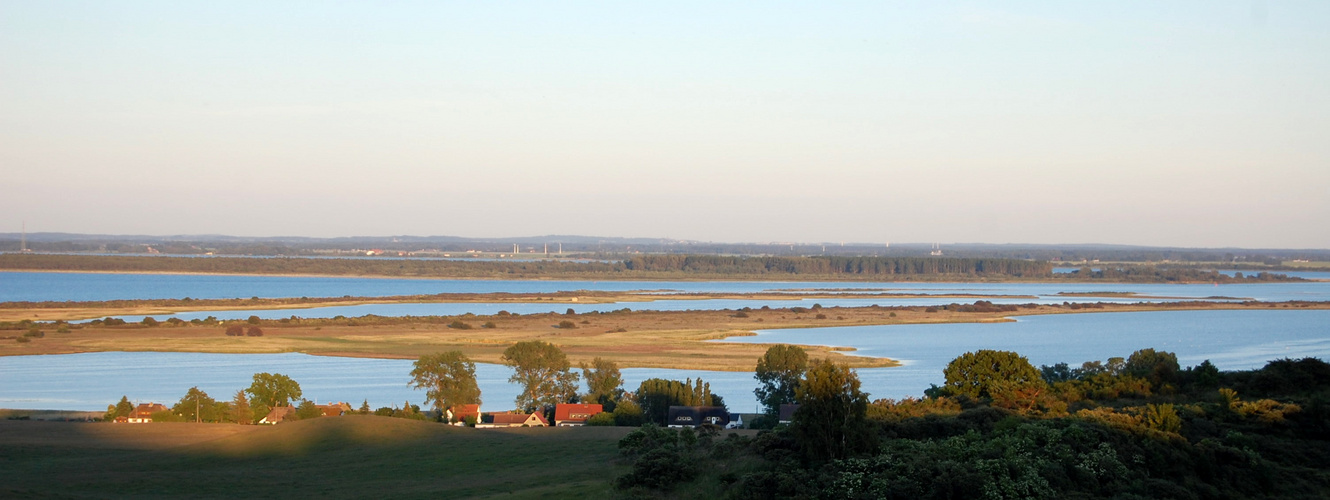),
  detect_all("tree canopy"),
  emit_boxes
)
[792,359,875,461]
[171,386,220,423]
[754,344,809,417]
[410,351,482,414]
[635,378,723,425]
[502,341,579,412]
[245,372,302,409]
[943,350,1044,399]
[581,357,625,409]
